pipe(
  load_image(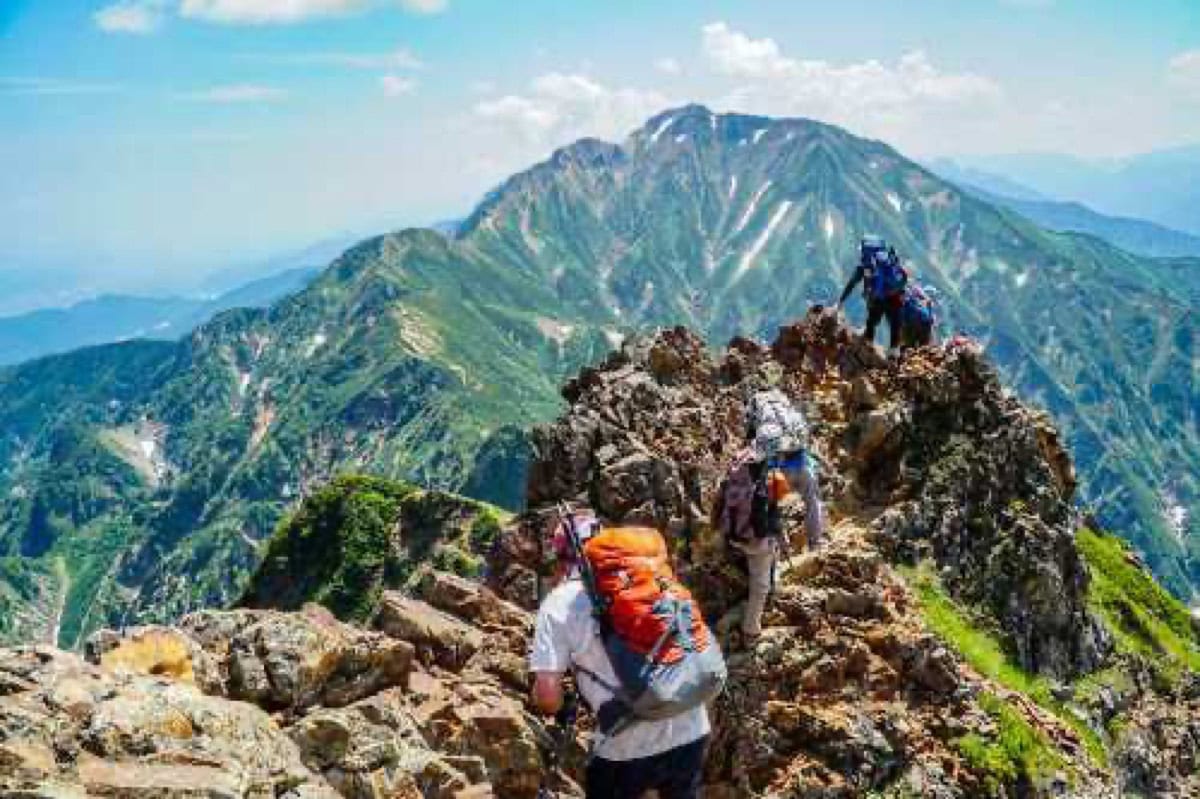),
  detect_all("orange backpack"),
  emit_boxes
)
[572,524,726,733]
